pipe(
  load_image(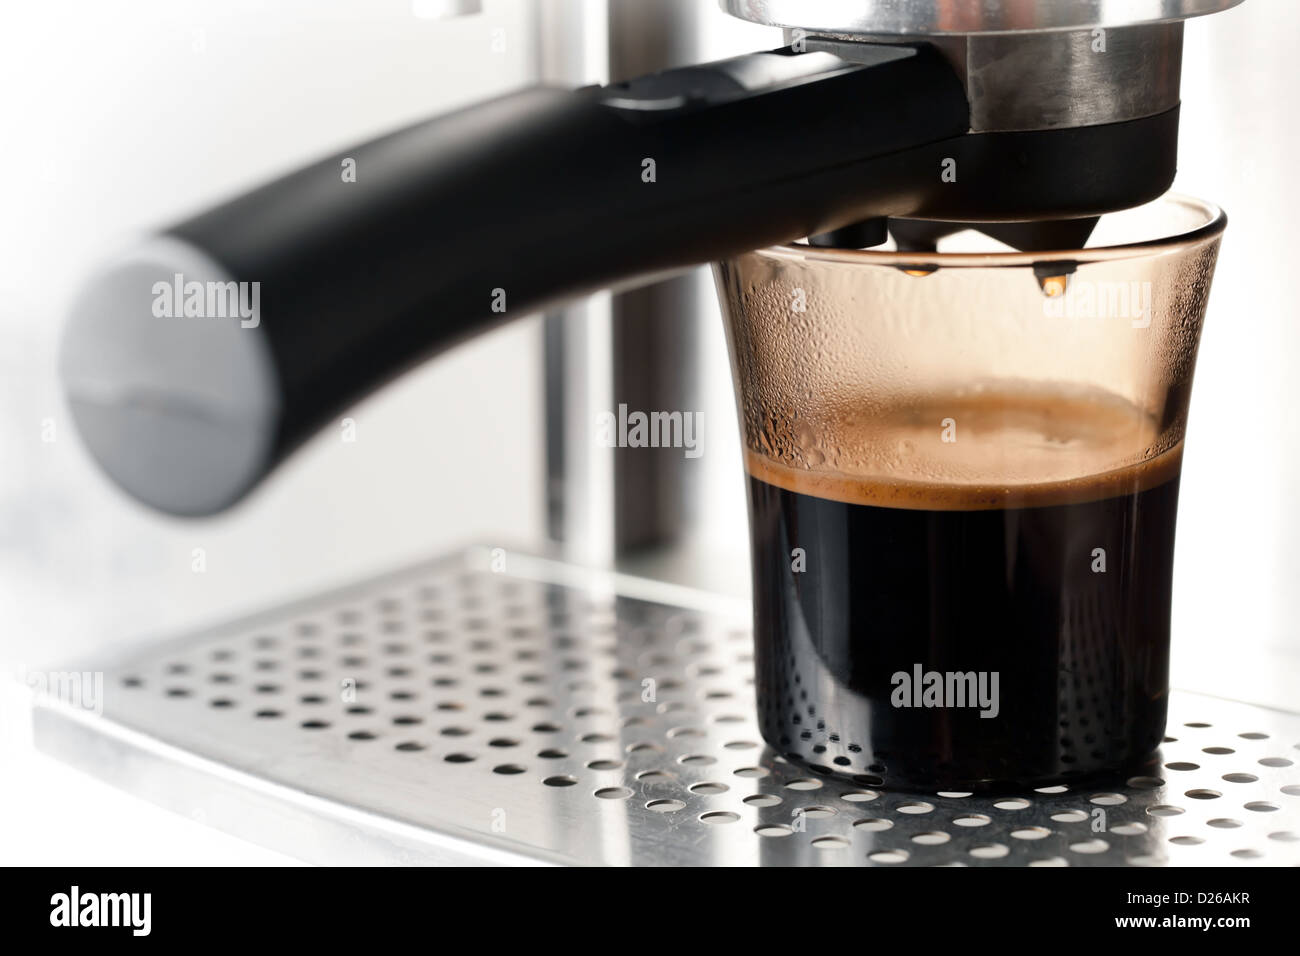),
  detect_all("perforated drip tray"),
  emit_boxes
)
[34,547,1300,866]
